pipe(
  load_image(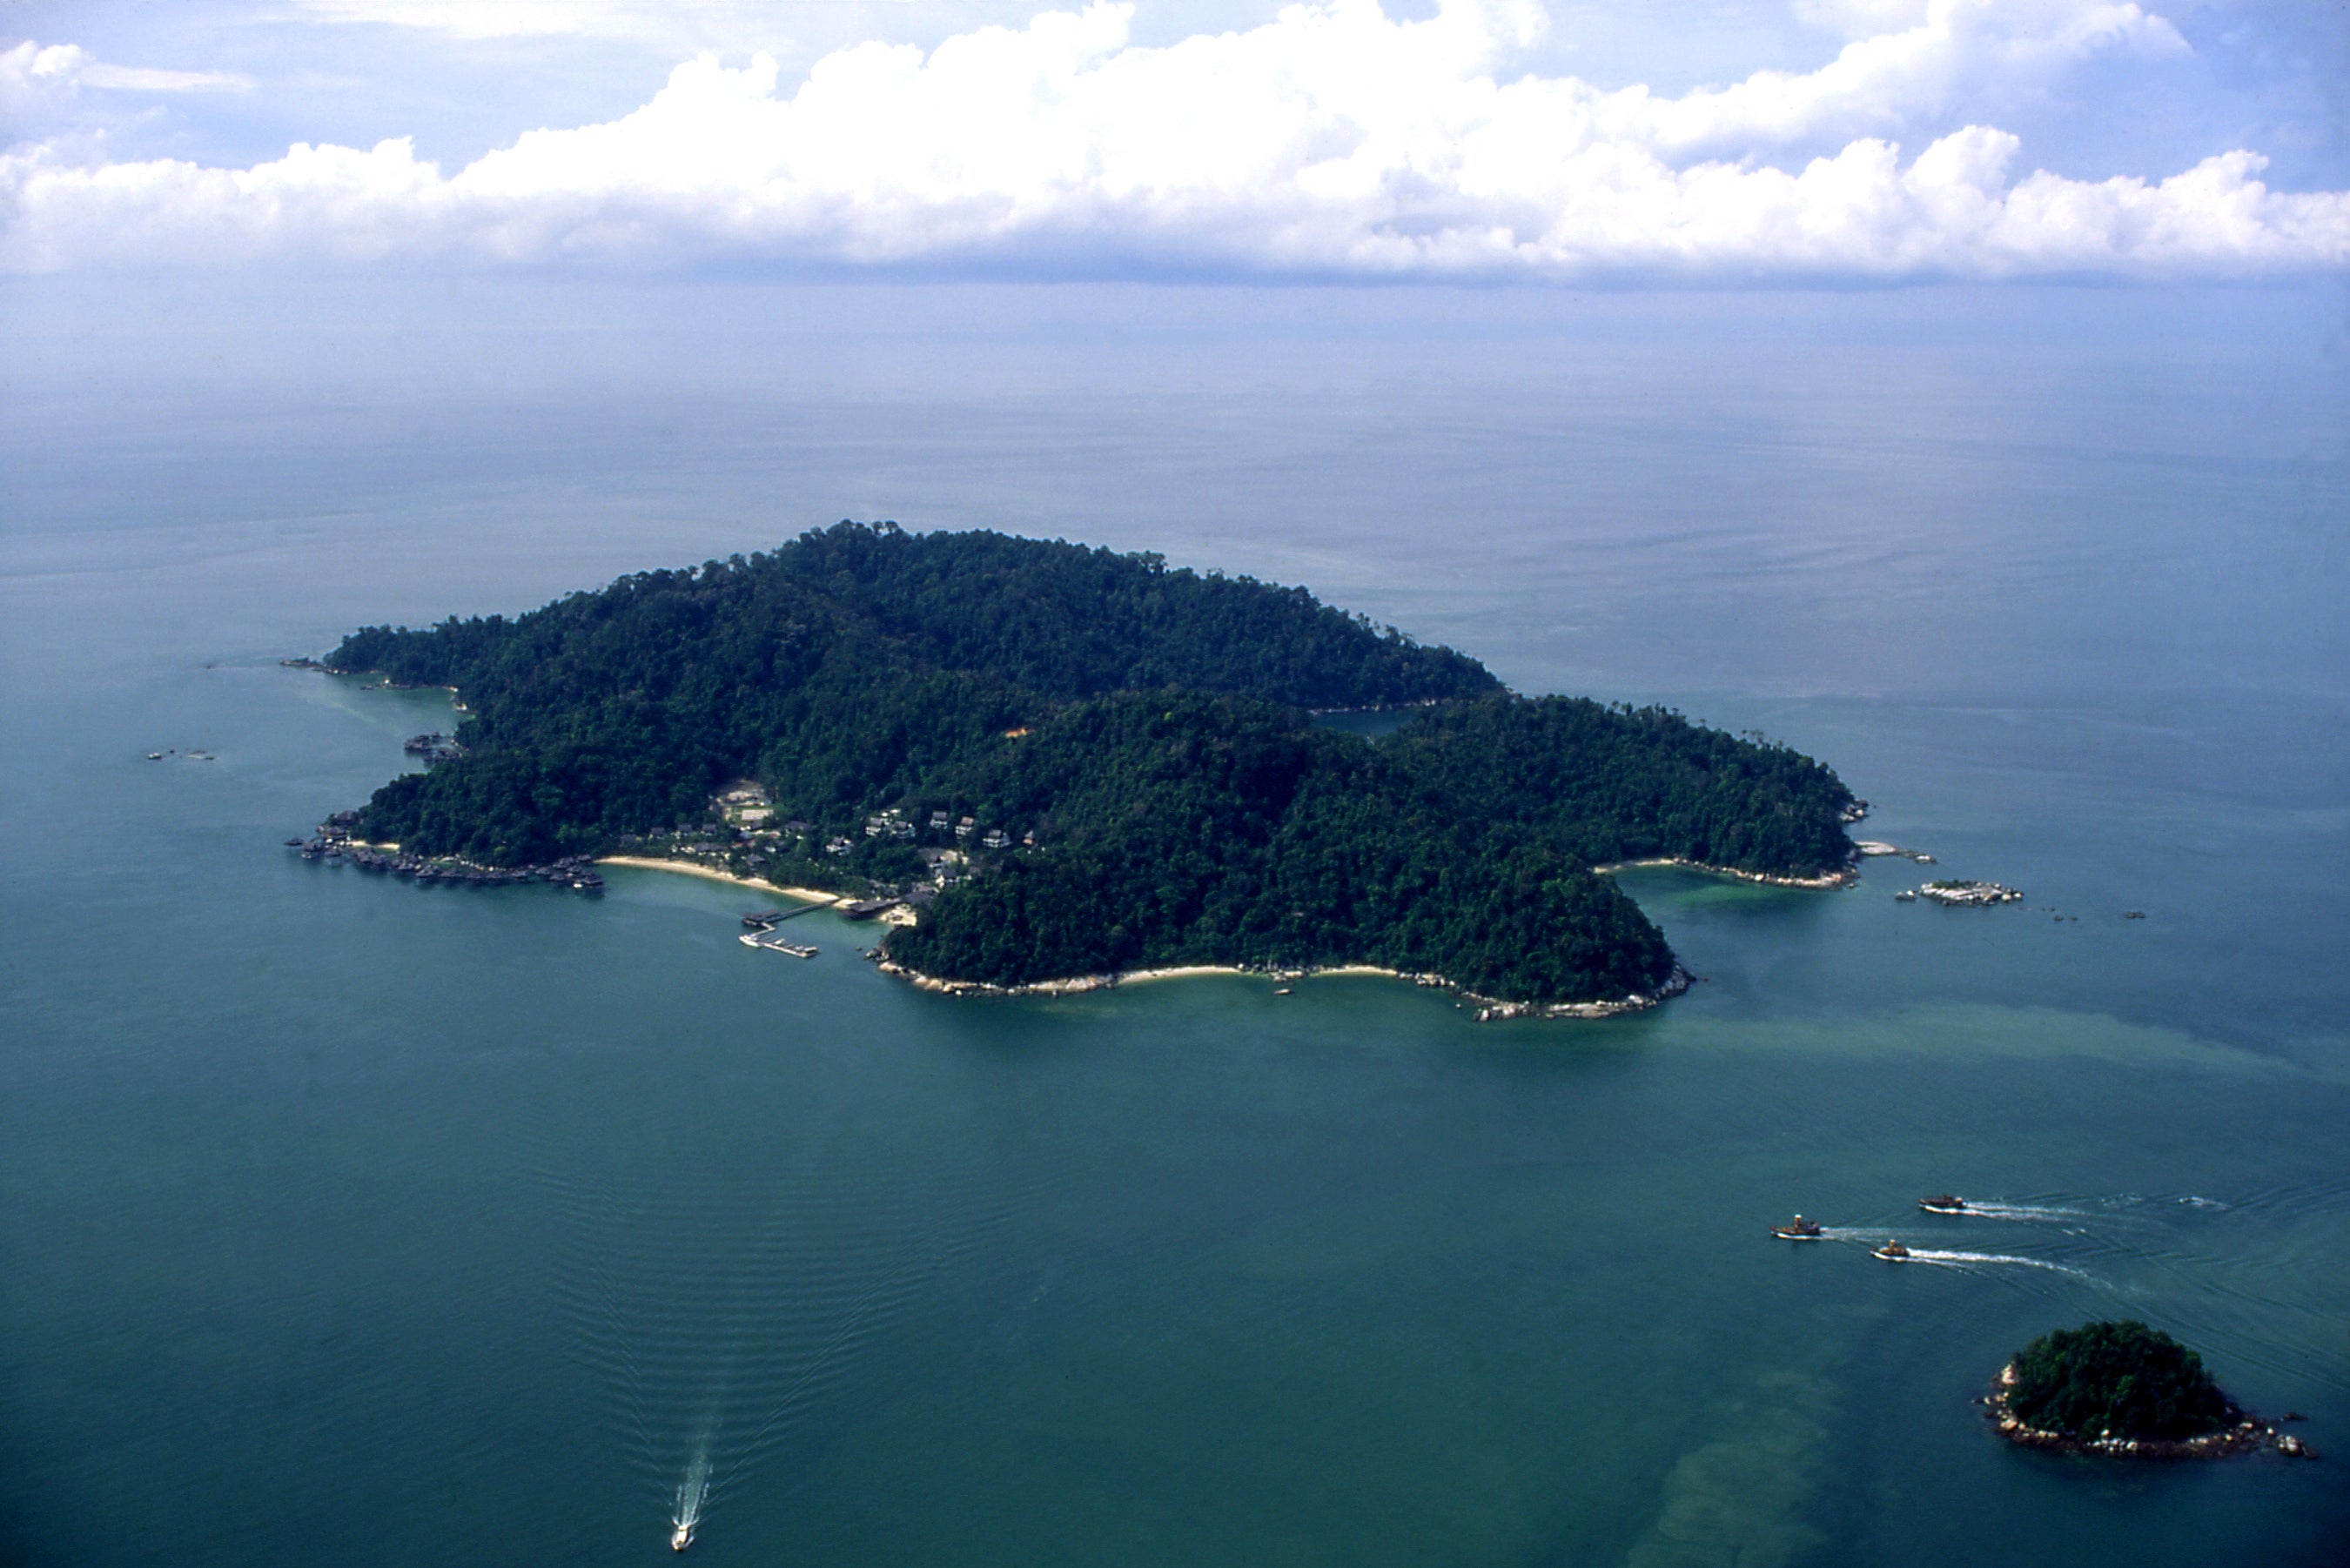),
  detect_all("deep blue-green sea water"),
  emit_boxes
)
[3,282,2346,1565]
